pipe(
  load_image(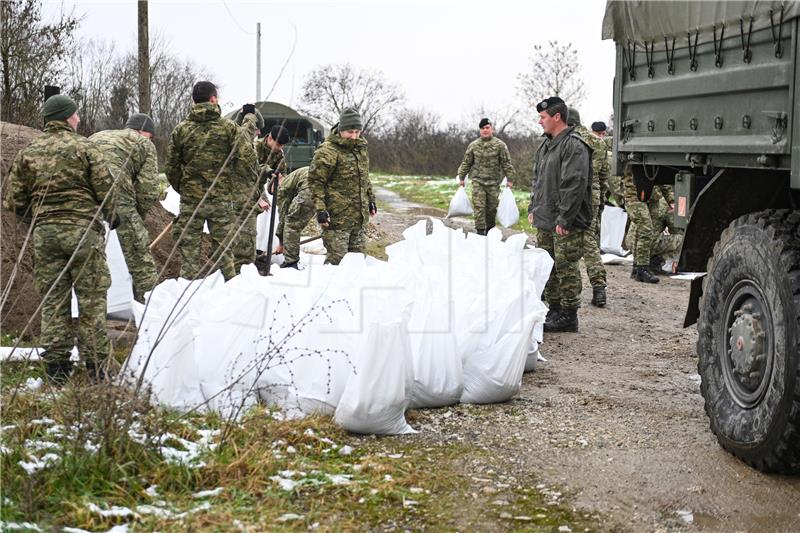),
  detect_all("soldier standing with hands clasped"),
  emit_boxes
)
[528,97,593,333]
[308,107,377,265]
[5,94,118,383]
[456,118,516,235]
